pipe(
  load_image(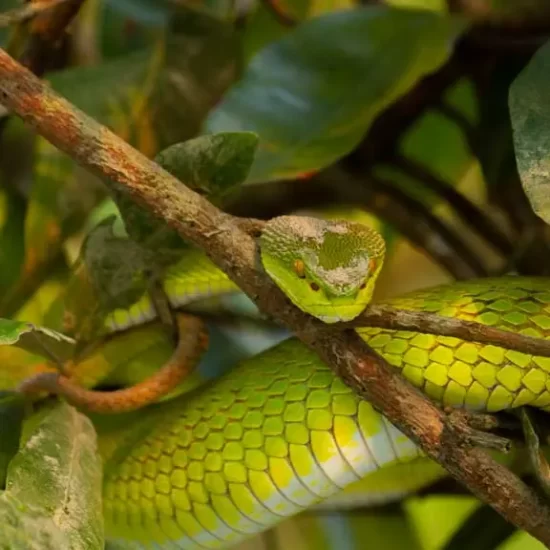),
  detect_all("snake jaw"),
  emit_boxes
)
[303,278,382,323]
[260,215,385,323]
